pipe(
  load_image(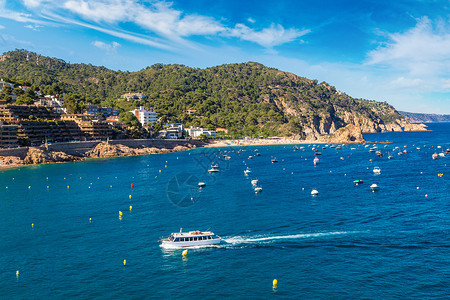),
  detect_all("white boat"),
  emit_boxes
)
[160,229,222,248]
[210,164,219,169]
[311,189,319,196]
[208,167,219,173]
[248,156,253,159]
[244,168,252,175]
[370,183,379,191]
[254,187,263,193]
[432,152,438,160]
[373,166,381,174]
[251,179,258,186]
[439,152,445,158]
[198,182,206,188]
[313,157,319,165]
